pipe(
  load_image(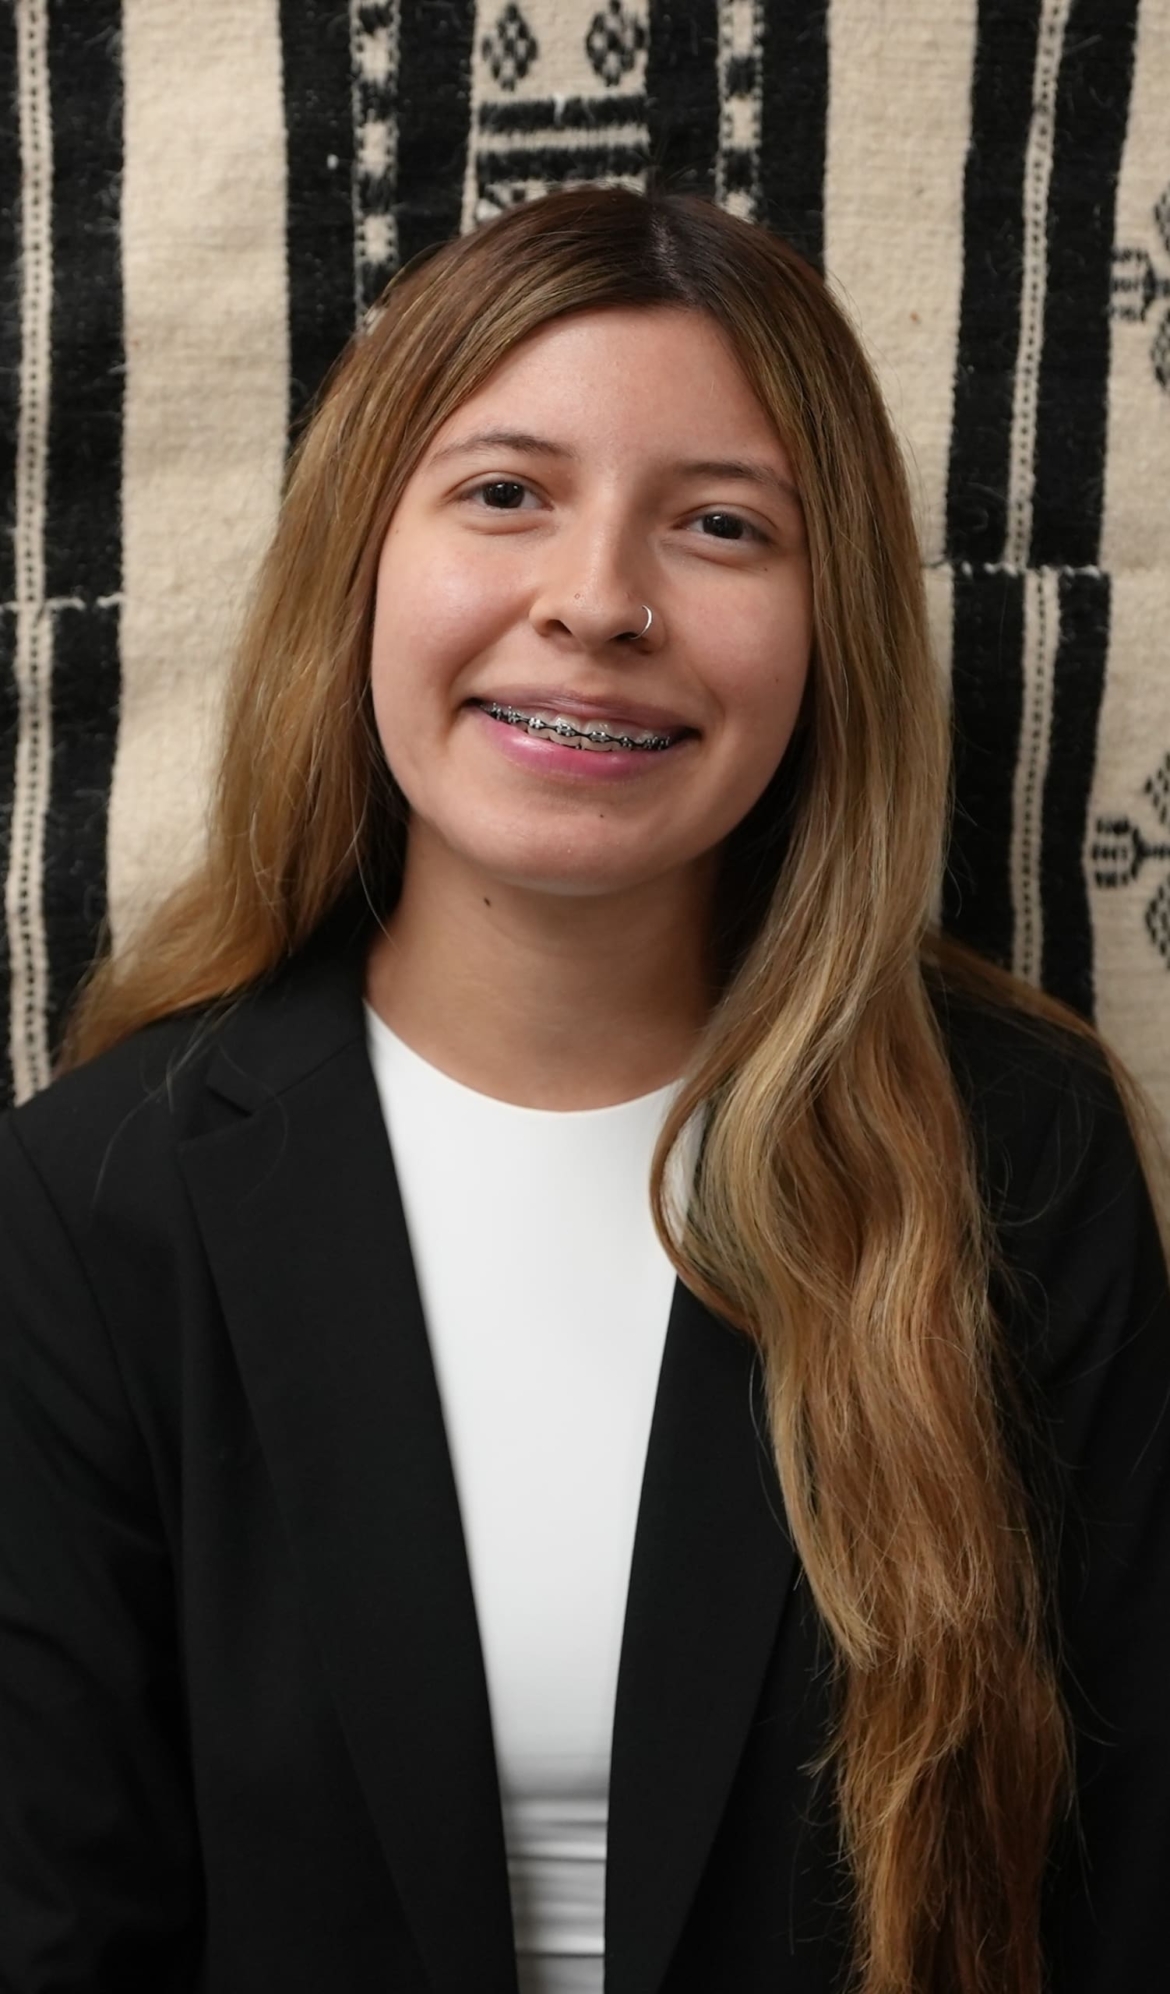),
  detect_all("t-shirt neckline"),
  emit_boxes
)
[363,1001,685,1122]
